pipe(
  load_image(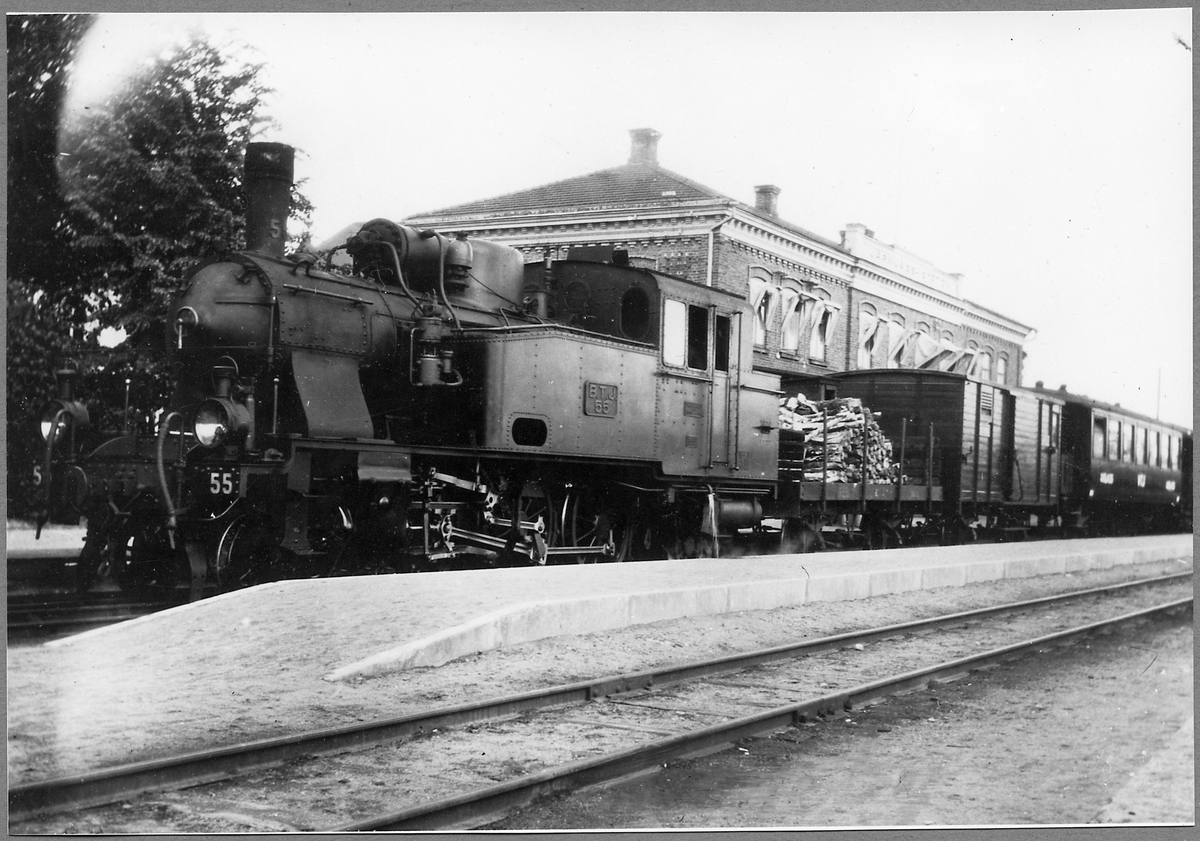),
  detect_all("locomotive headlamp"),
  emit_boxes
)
[39,368,90,443]
[193,397,251,448]
[40,401,89,443]
[194,362,252,447]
